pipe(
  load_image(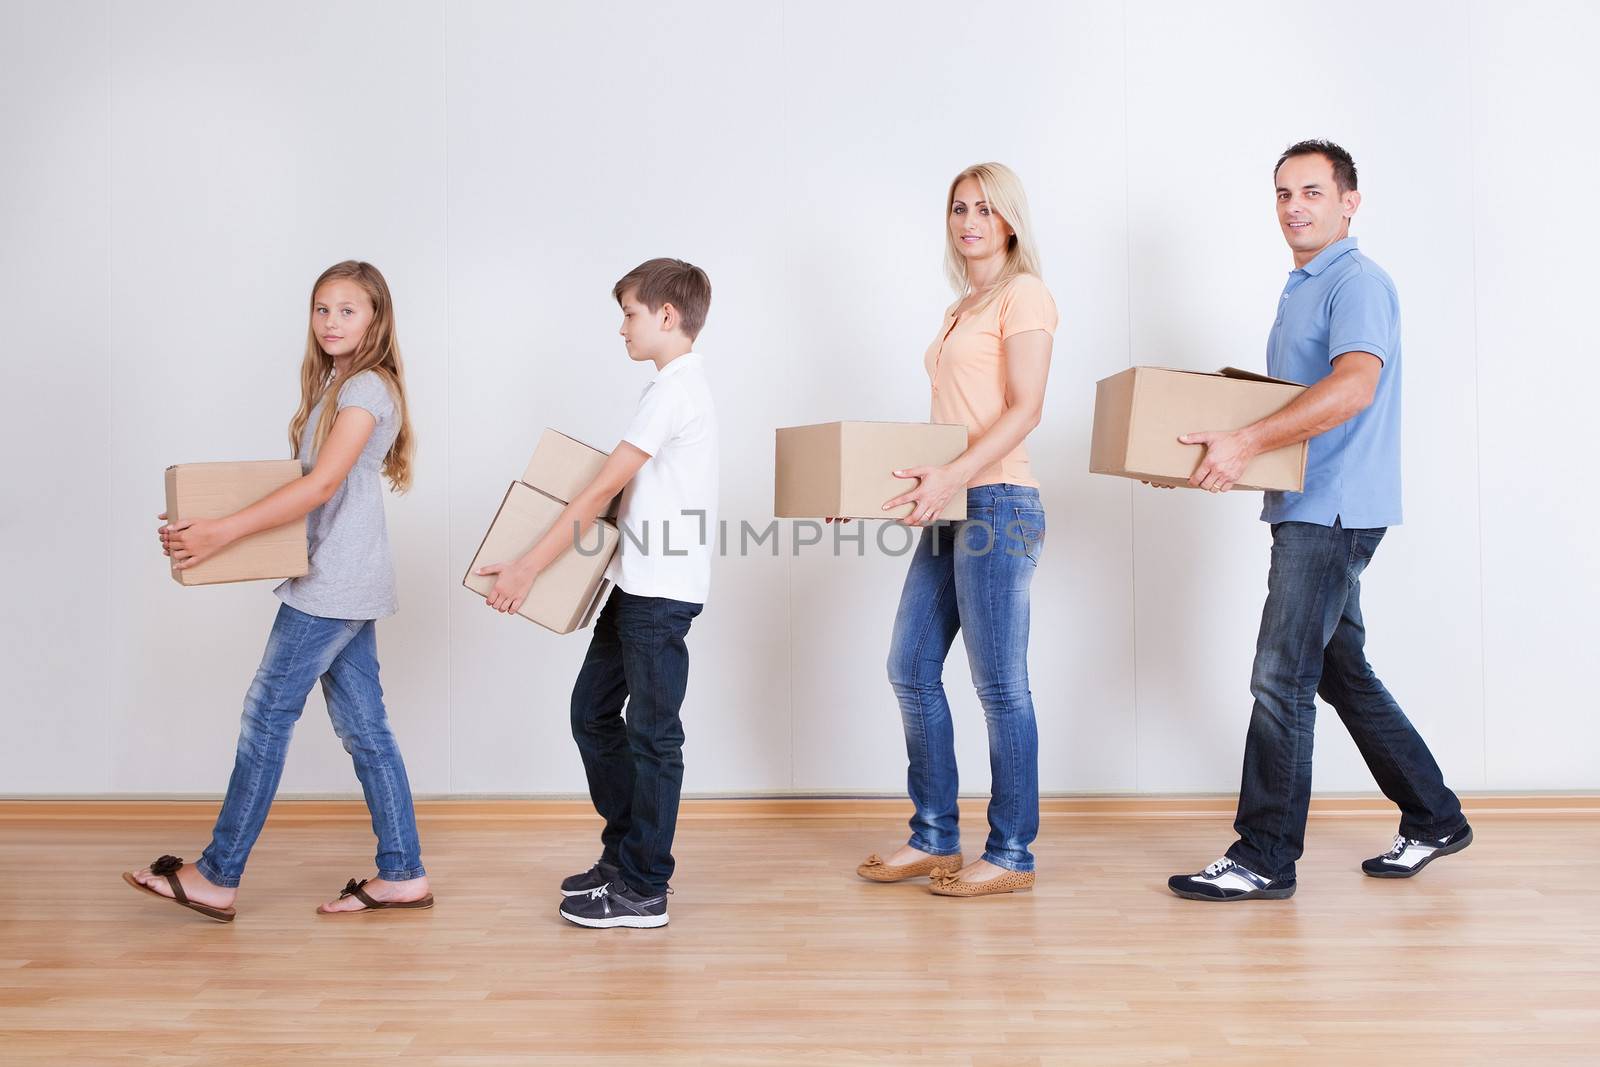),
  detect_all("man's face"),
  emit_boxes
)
[1275,152,1361,261]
